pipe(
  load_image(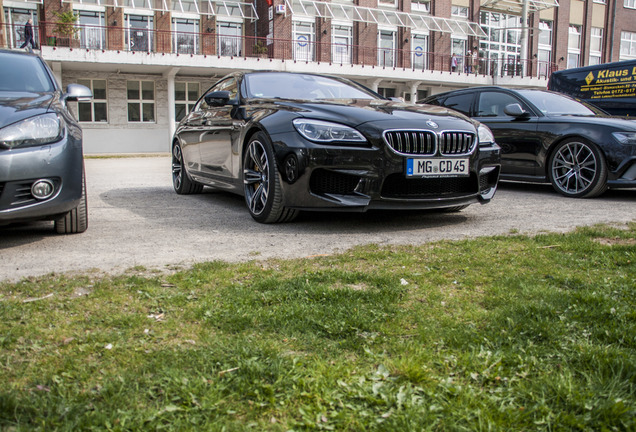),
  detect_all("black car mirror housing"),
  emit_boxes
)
[205,91,238,107]
[504,103,530,118]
